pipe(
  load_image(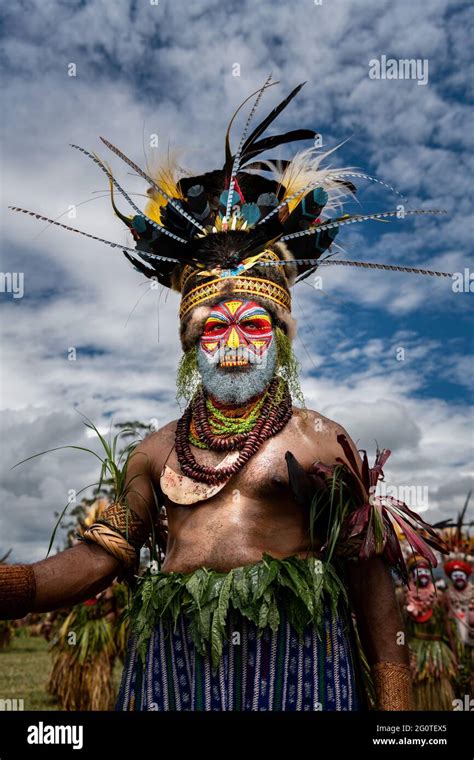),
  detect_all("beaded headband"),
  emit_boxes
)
[180,274,291,320]
[179,248,291,321]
